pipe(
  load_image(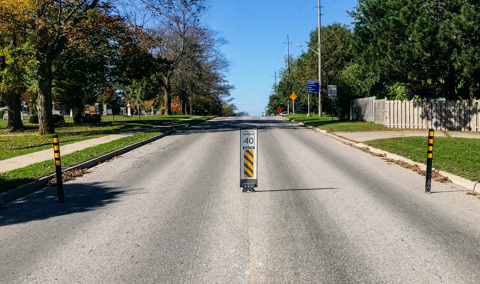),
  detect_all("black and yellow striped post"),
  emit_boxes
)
[425,129,434,193]
[244,150,254,178]
[52,135,64,202]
